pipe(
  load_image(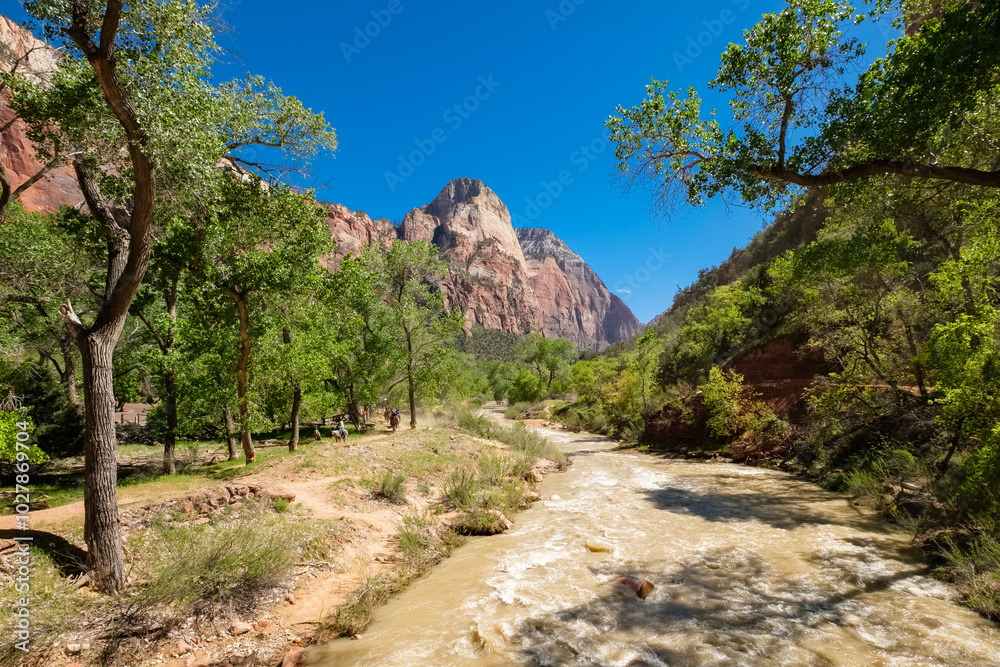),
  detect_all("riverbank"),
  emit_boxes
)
[313,414,1000,666]
[0,413,565,667]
